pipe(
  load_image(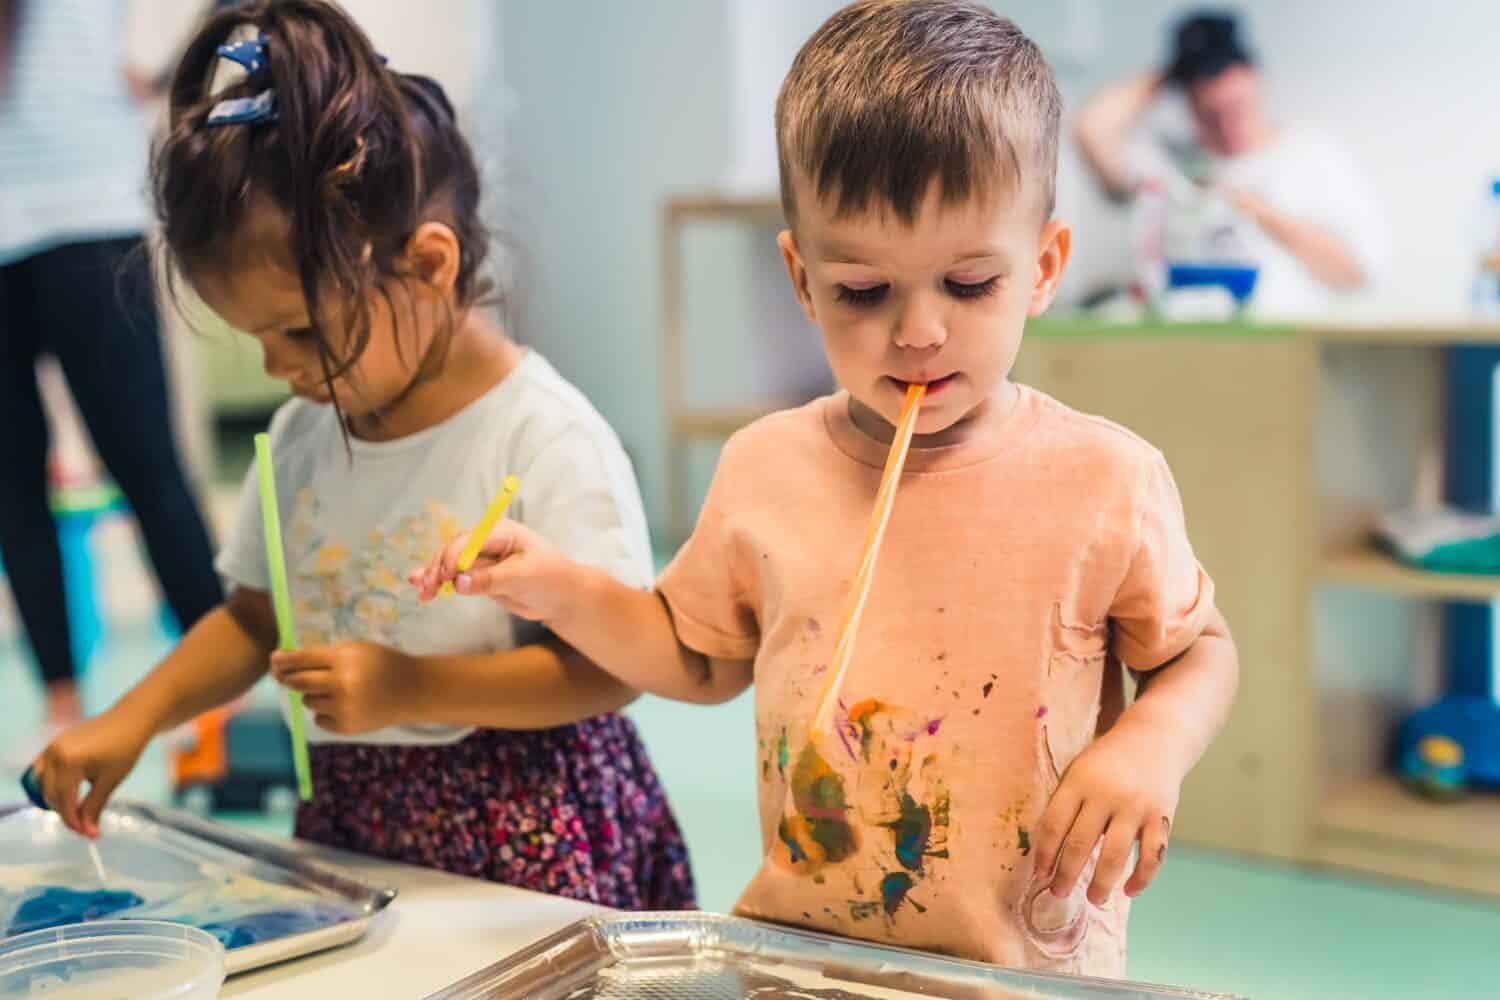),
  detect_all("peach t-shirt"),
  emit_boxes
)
[657,385,1215,977]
